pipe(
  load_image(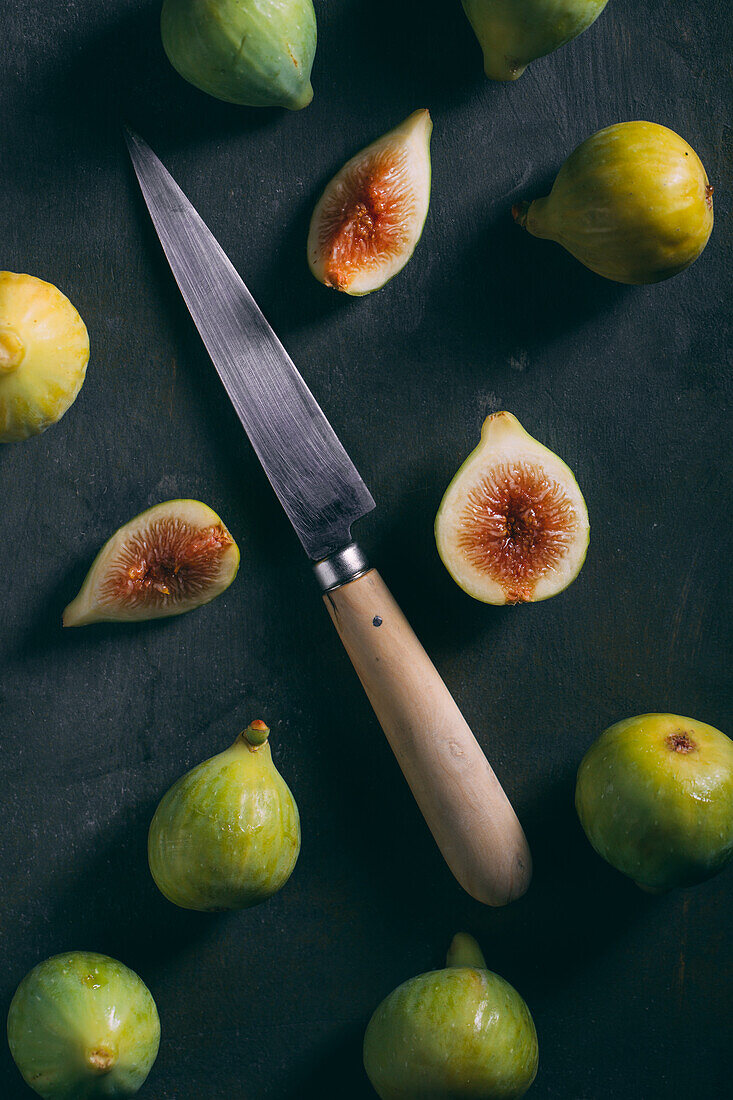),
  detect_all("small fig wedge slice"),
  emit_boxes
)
[513,121,713,284]
[63,499,240,626]
[307,109,432,295]
[435,412,589,604]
